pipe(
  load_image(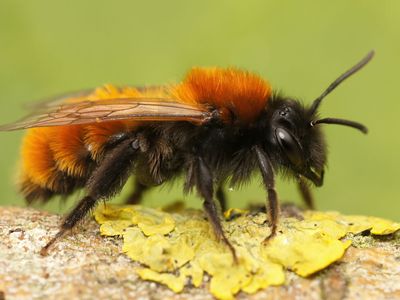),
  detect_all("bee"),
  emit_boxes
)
[1,51,373,258]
